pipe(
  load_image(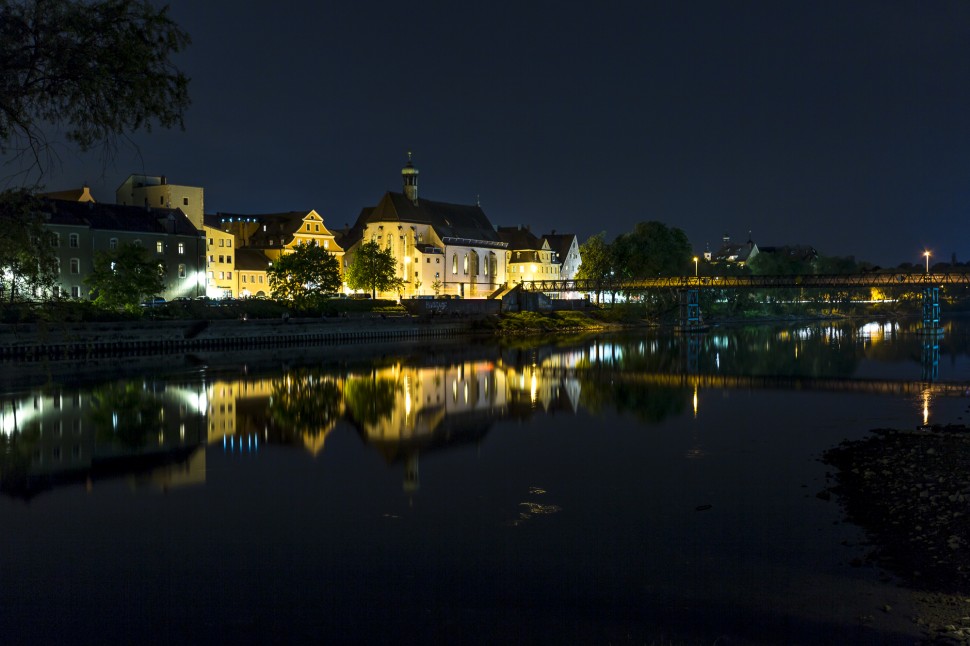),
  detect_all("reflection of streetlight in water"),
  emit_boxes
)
[692,383,698,418]
[922,389,931,427]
